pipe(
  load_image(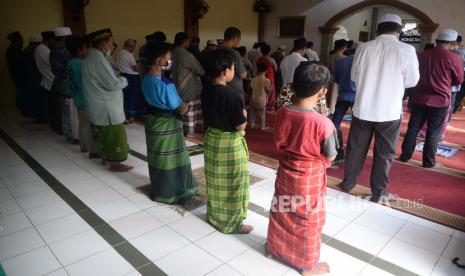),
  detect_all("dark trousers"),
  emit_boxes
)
[341,117,401,201]
[453,79,465,113]
[48,92,63,135]
[400,105,449,168]
[332,100,354,161]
